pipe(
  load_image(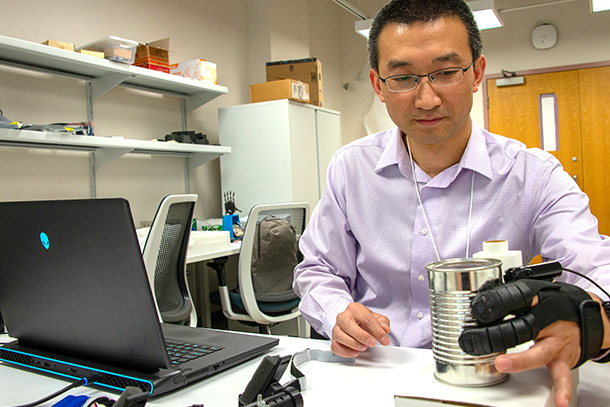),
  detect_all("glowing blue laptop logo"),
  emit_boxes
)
[40,232,50,250]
